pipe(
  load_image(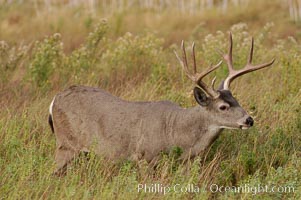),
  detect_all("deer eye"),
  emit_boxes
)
[219,105,228,111]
